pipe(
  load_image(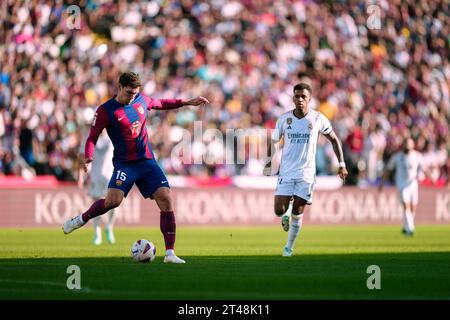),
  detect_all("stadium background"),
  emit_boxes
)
[0,0,449,300]
[0,0,449,187]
